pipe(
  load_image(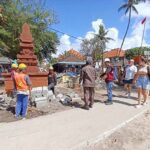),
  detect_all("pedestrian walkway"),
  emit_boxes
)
[0,95,149,150]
